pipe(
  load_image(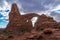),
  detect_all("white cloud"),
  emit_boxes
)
[0,0,10,21]
[51,5,60,11]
